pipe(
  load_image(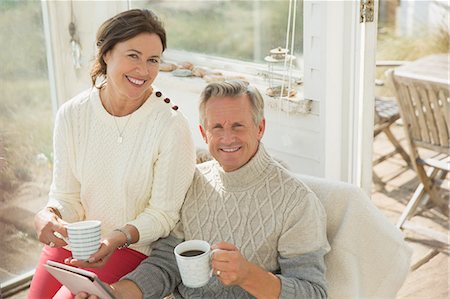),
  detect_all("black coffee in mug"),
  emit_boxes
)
[180,250,205,257]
